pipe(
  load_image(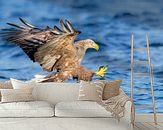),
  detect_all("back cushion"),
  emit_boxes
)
[0,80,13,101]
[35,83,80,105]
